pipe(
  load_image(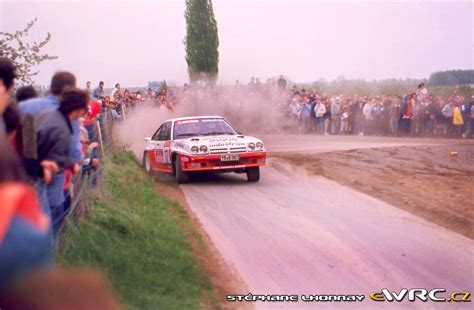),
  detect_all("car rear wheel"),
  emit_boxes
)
[175,156,189,184]
[246,167,260,182]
